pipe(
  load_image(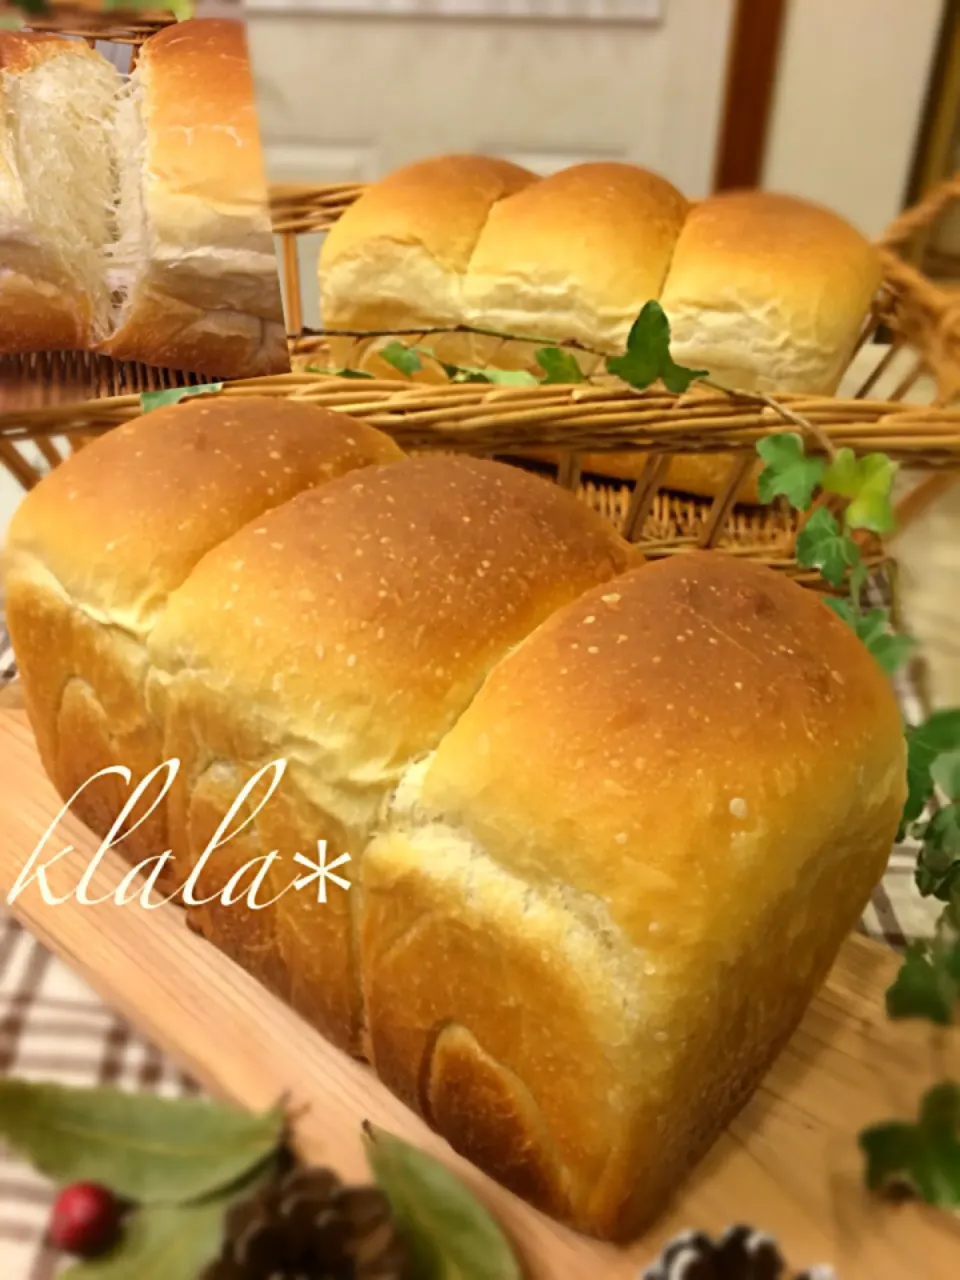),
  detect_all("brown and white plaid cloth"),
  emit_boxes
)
[0,620,942,1277]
